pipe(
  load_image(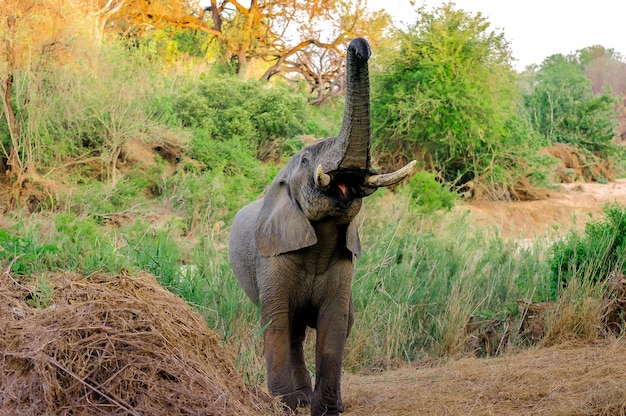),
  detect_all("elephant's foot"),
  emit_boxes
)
[279,388,311,414]
[311,392,342,416]
[295,387,312,408]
